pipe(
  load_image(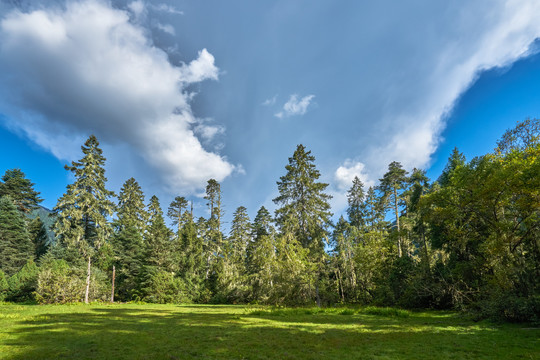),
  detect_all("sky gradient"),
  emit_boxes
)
[1,0,540,227]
